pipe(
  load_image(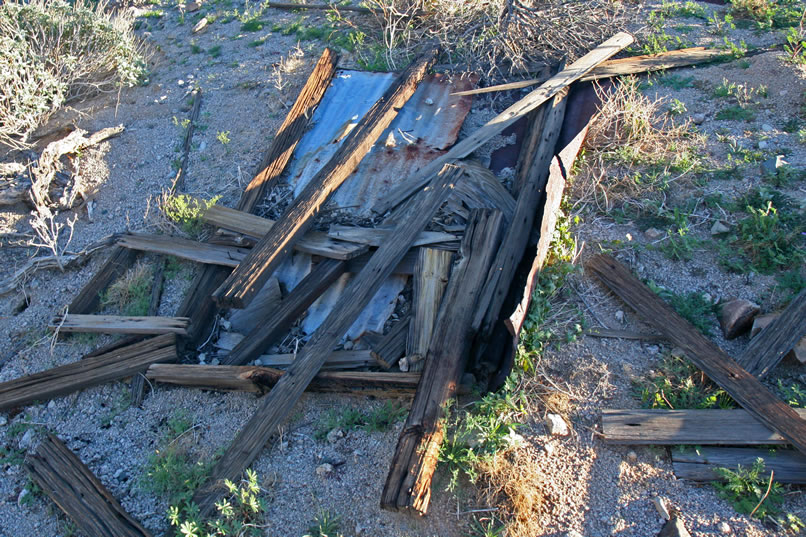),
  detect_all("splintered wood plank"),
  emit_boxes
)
[256,350,373,369]
[406,248,454,371]
[213,49,440,308]
[736,289,806,378]
[473,89,568,339]
[238,48,339,212]
[177,49,340,349]
[192,164,462,516]
[450,161,516,221]
[221,258,347,366]
[587,254,806,455]
[51,314,189,335]
[382,209,505,515]
[327,225,458,248]
[372,32,633,215]
[202,205,368,260]
[68,246,139,314]
[672,447,806,484]
[601,409,806,445]
[368,316,410,369]
[147,363,421,396]
[0,334,176,411]
[117,233,249,267]
[27,434,153,537]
